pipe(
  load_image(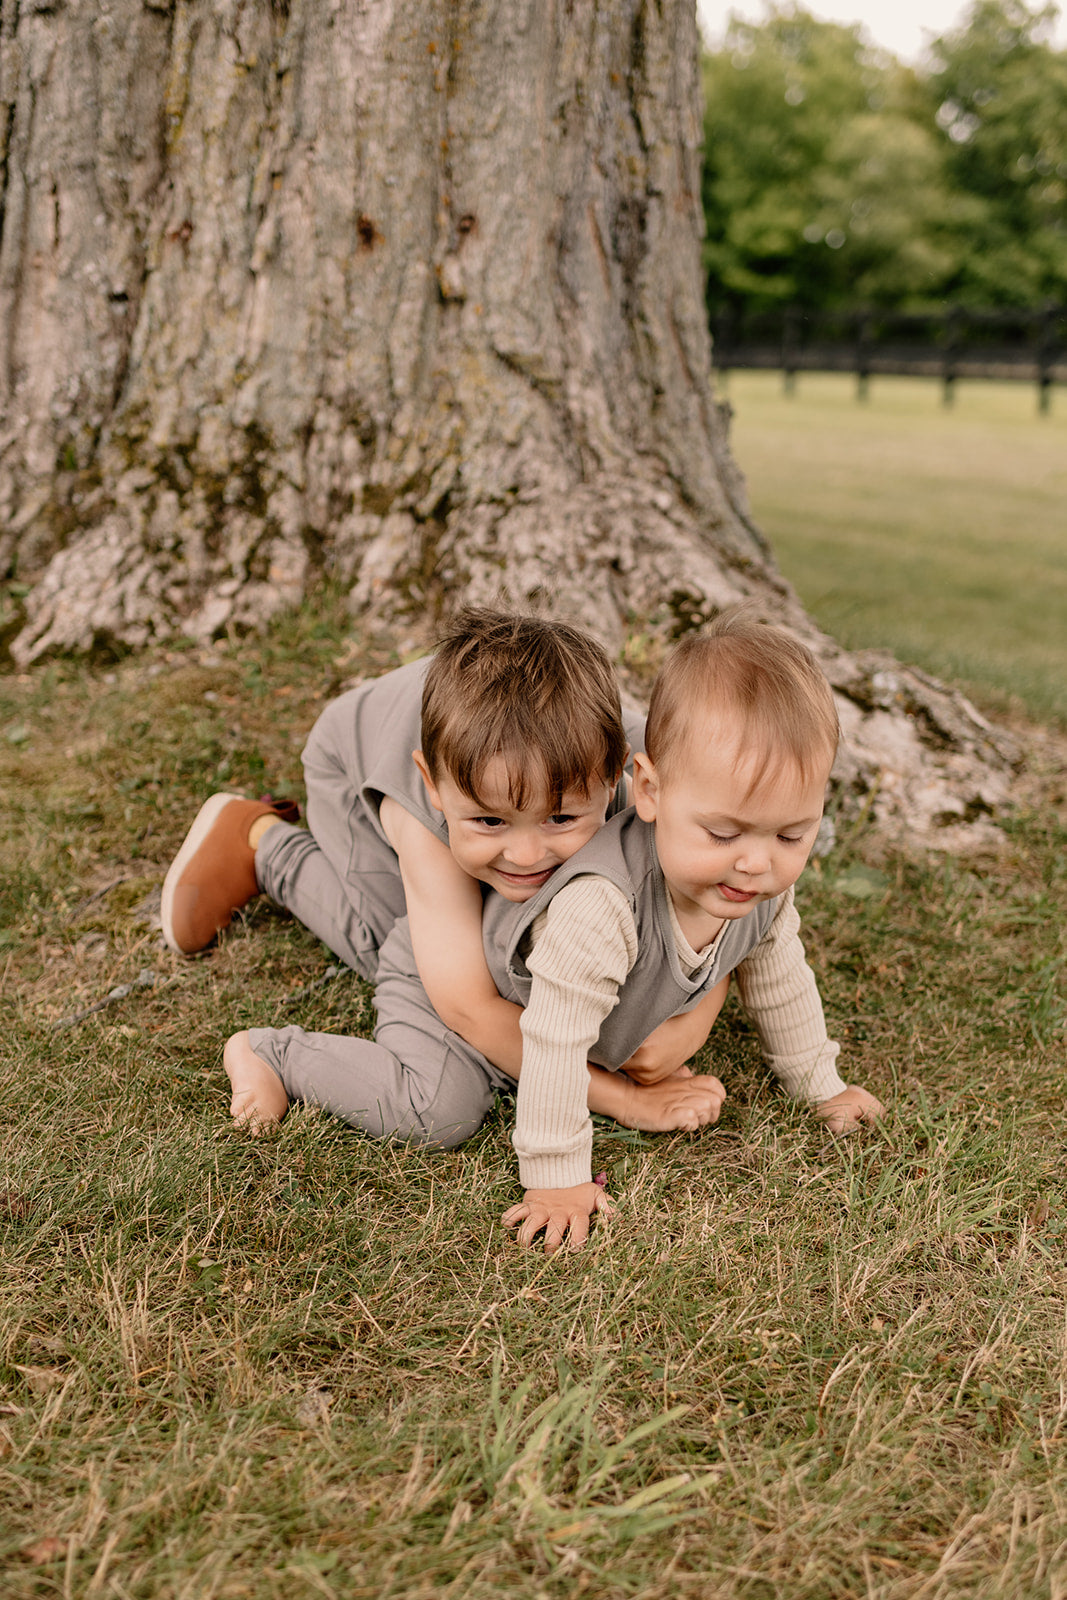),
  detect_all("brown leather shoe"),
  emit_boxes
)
[161,794,296,955]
